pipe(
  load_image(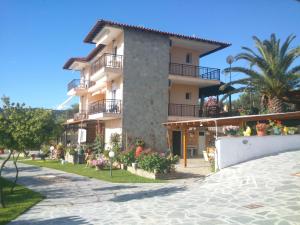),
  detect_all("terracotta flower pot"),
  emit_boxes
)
[257,130,266,136]
[135,146,143,158]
